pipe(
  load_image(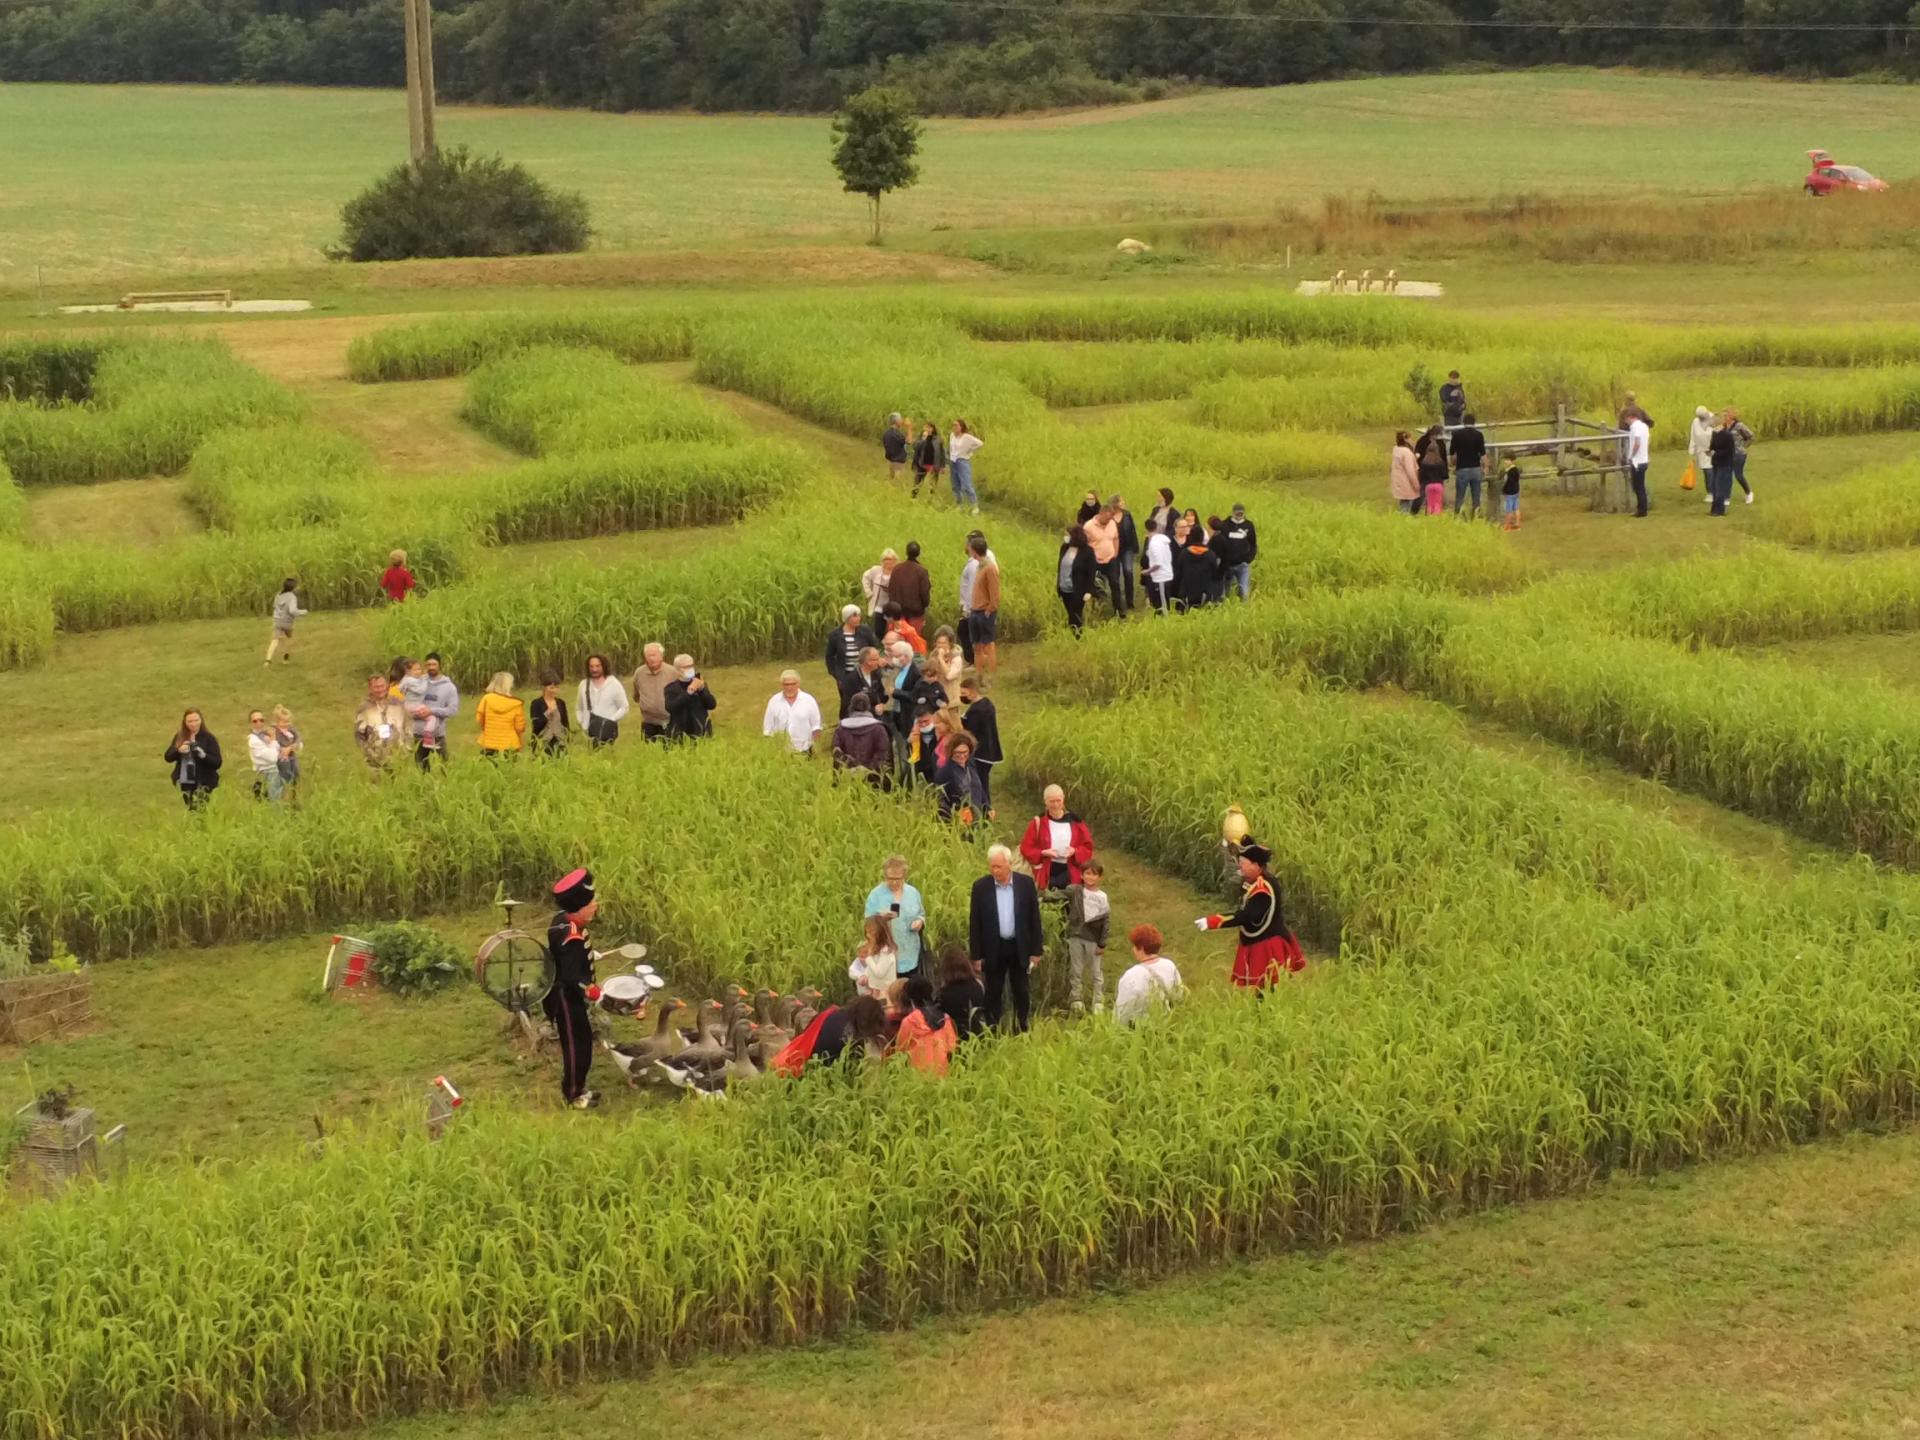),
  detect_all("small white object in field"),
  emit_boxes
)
[1116,238,1151,255]
[59,299,313,314]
